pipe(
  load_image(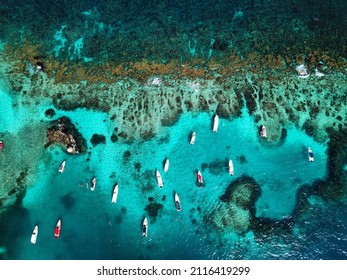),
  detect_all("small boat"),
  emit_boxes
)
[213,115,219,132]
[54,219,62,239]
[0,140,3,151]
[90,176,96,191]
[259,125,267,138]
[58,160,66,173]
[308,147,314,162]
[197,170,204,187]
[228,159,234,175]
[190,132,196,144]
[163,158,169,172]
[156,169,163,188]
[30,225,38,244]
[174,192,182,212]
[112,184,119,203]
[142,217,148,237]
